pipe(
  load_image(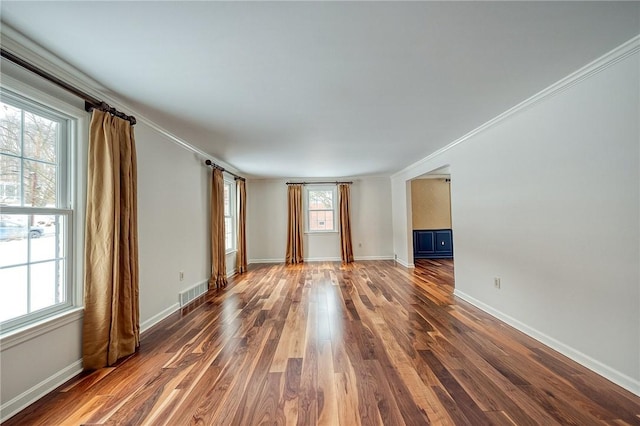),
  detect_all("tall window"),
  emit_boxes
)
[0,91,73,332]
[306,186,337,232]
[223,180,235,252]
